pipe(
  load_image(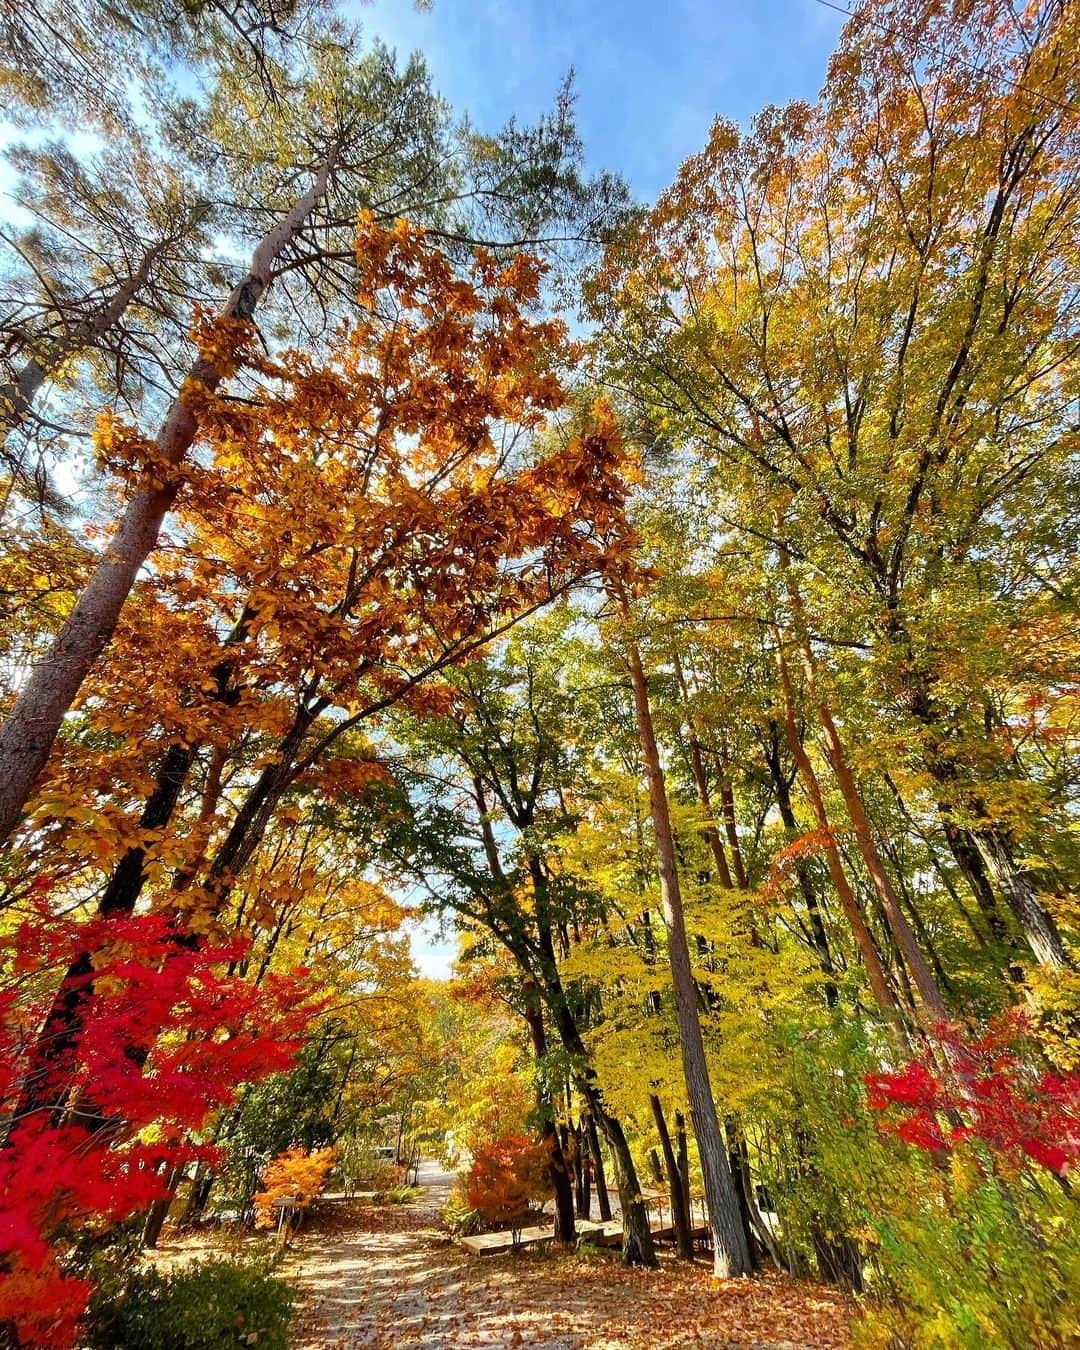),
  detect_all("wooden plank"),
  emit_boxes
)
[458,1214,712,1258]
[458,1224,553,1257]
